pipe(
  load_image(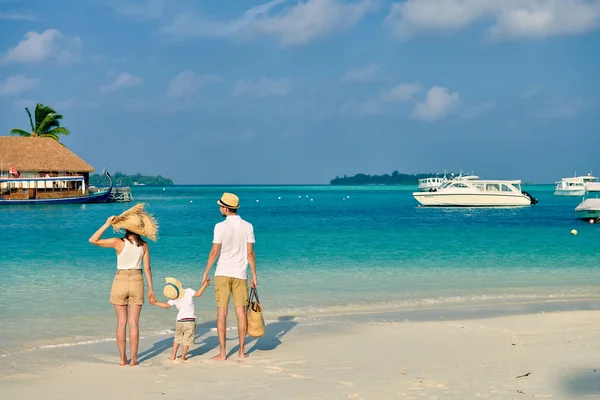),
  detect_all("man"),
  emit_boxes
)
[202,192,257,360]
